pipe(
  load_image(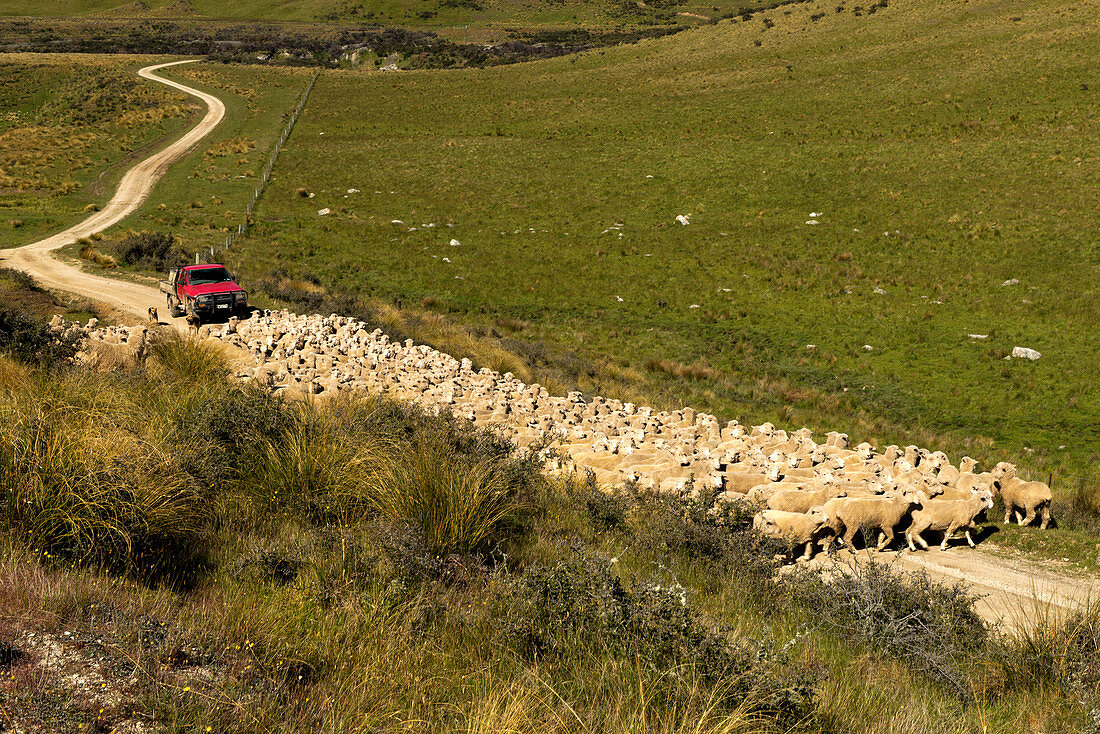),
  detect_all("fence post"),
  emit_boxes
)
[203,67,320,259]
